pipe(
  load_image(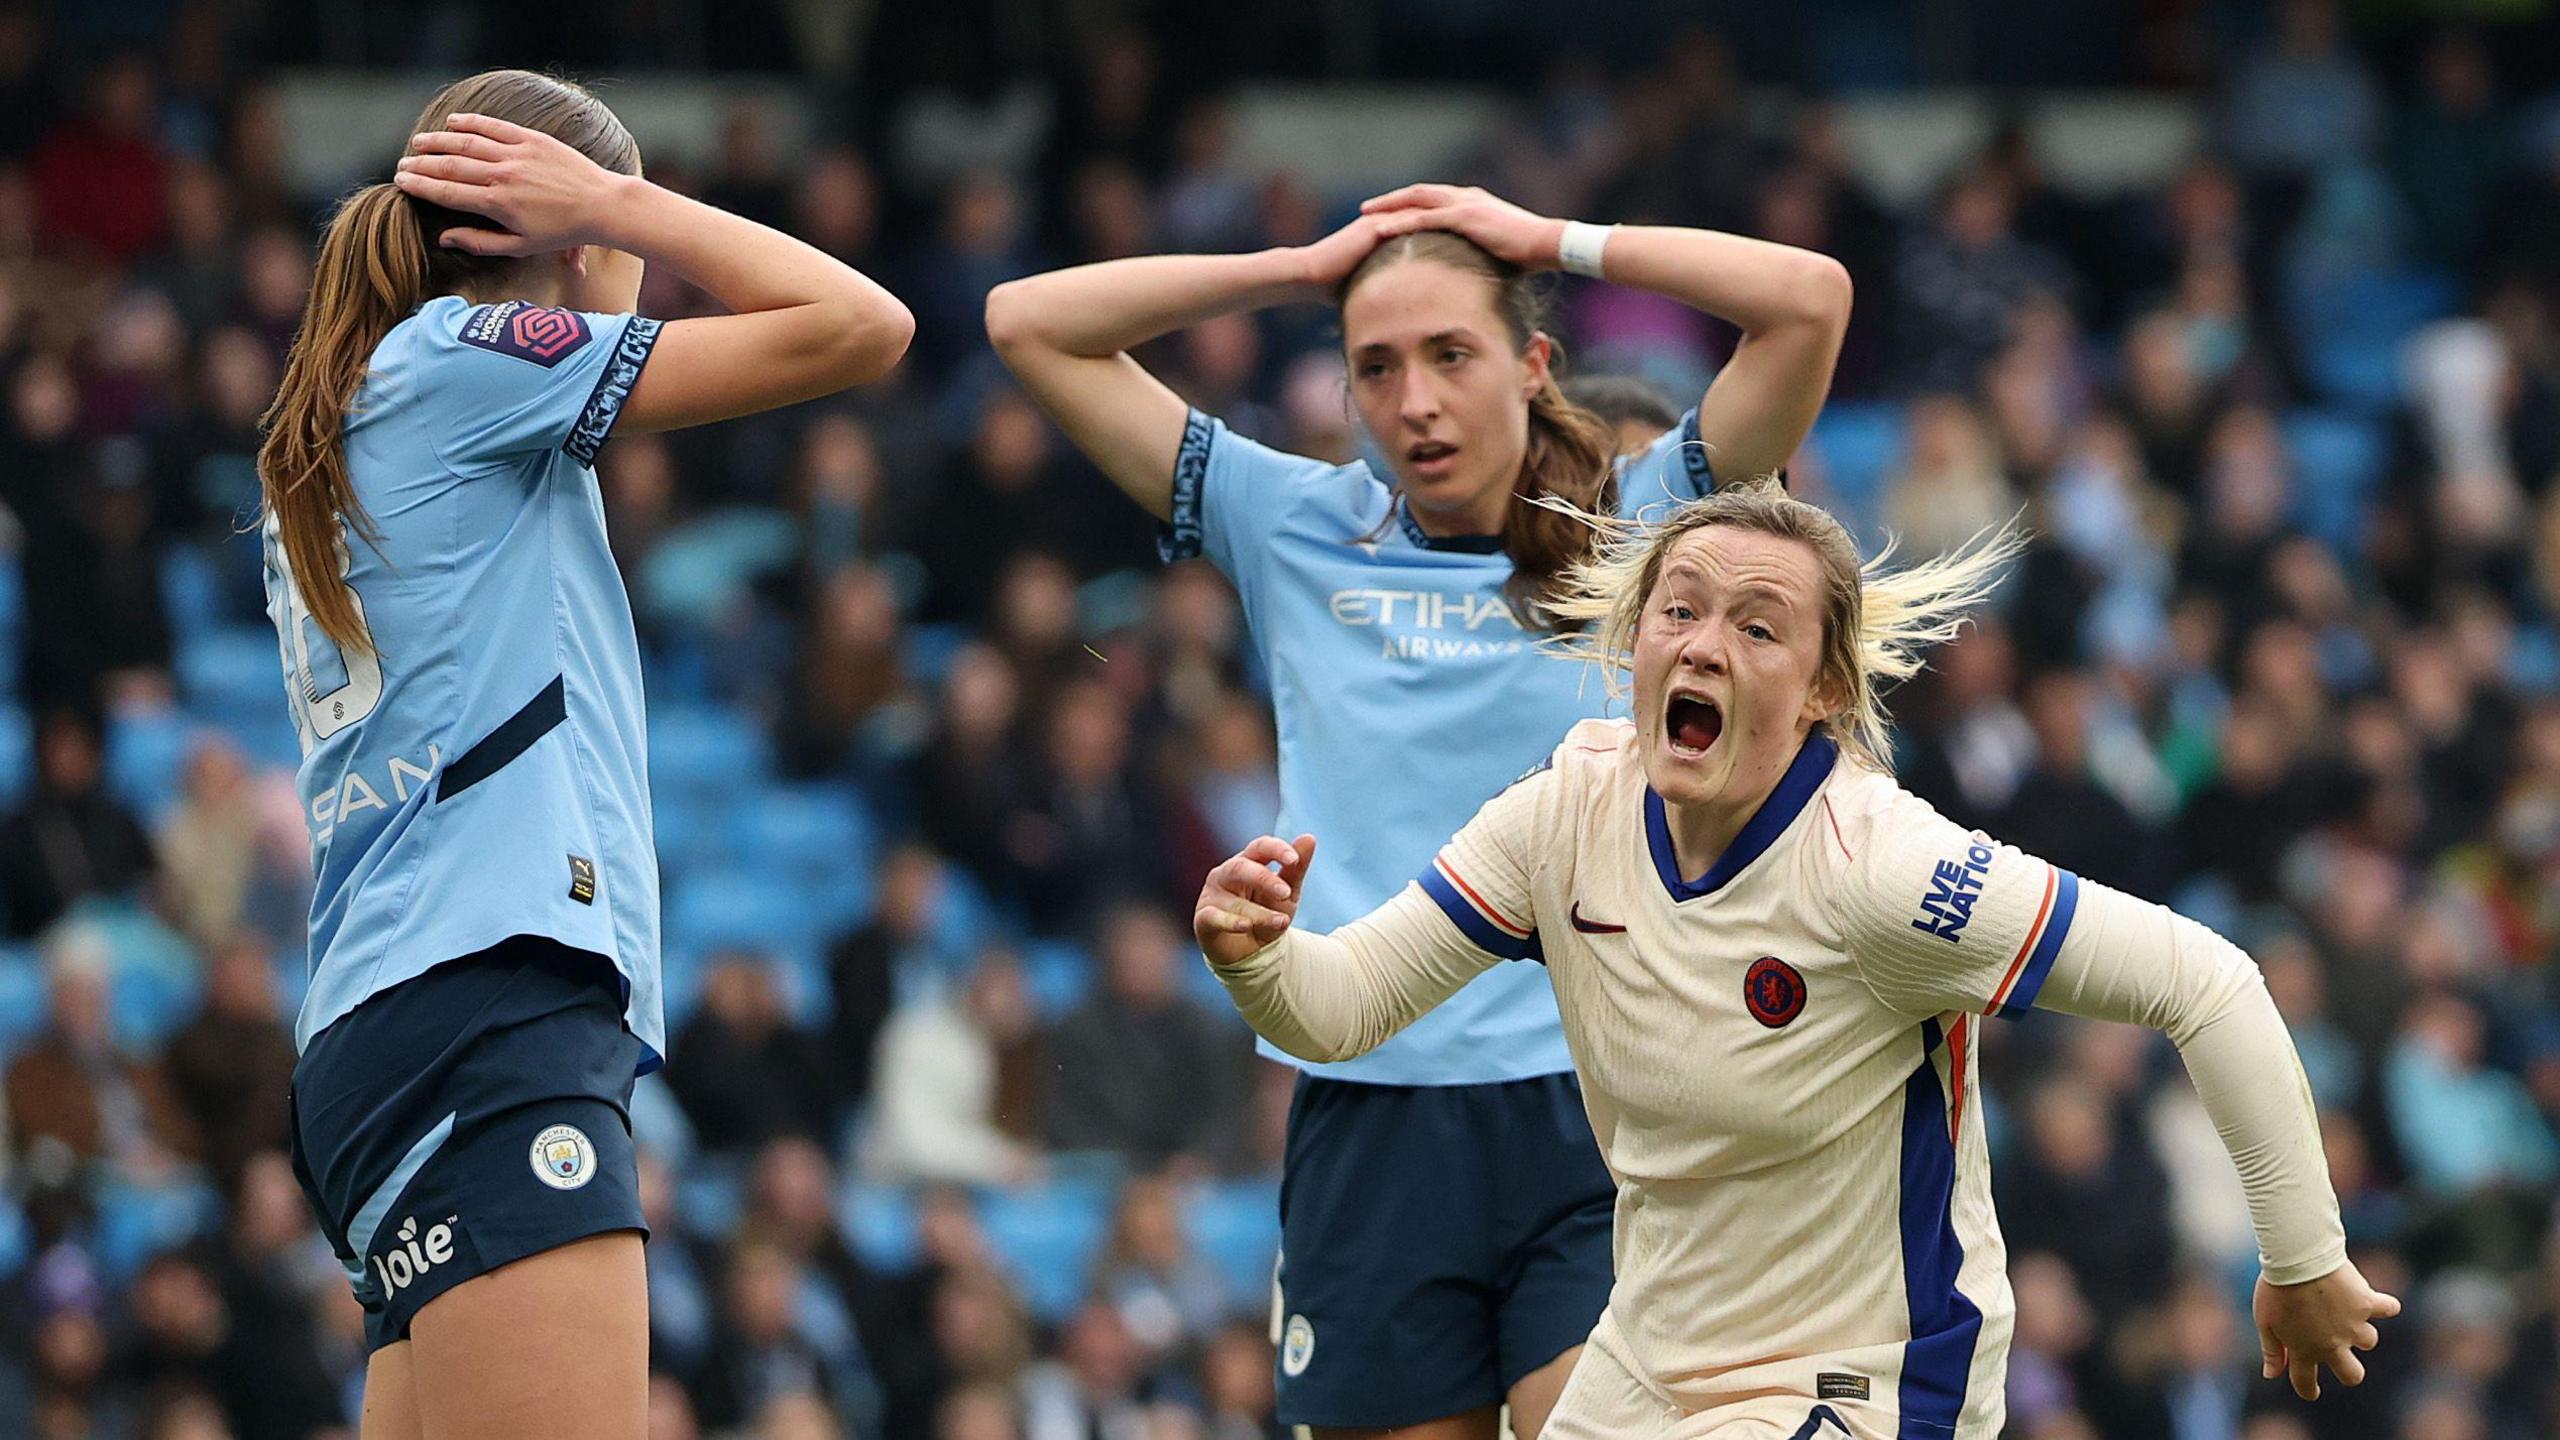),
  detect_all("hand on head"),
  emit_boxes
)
[394,112,630,257]
[1360,184,1568,272]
